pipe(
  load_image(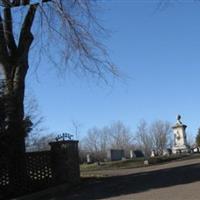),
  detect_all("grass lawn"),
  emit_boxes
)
[80,157,145,172]
[80,153,200,176]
